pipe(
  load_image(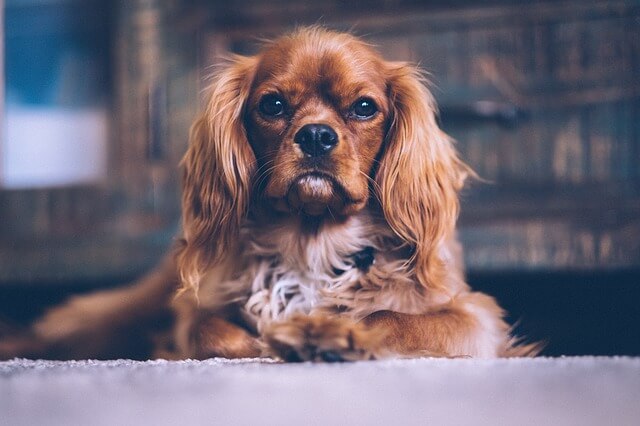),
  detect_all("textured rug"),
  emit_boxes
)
[1,357,639,426]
